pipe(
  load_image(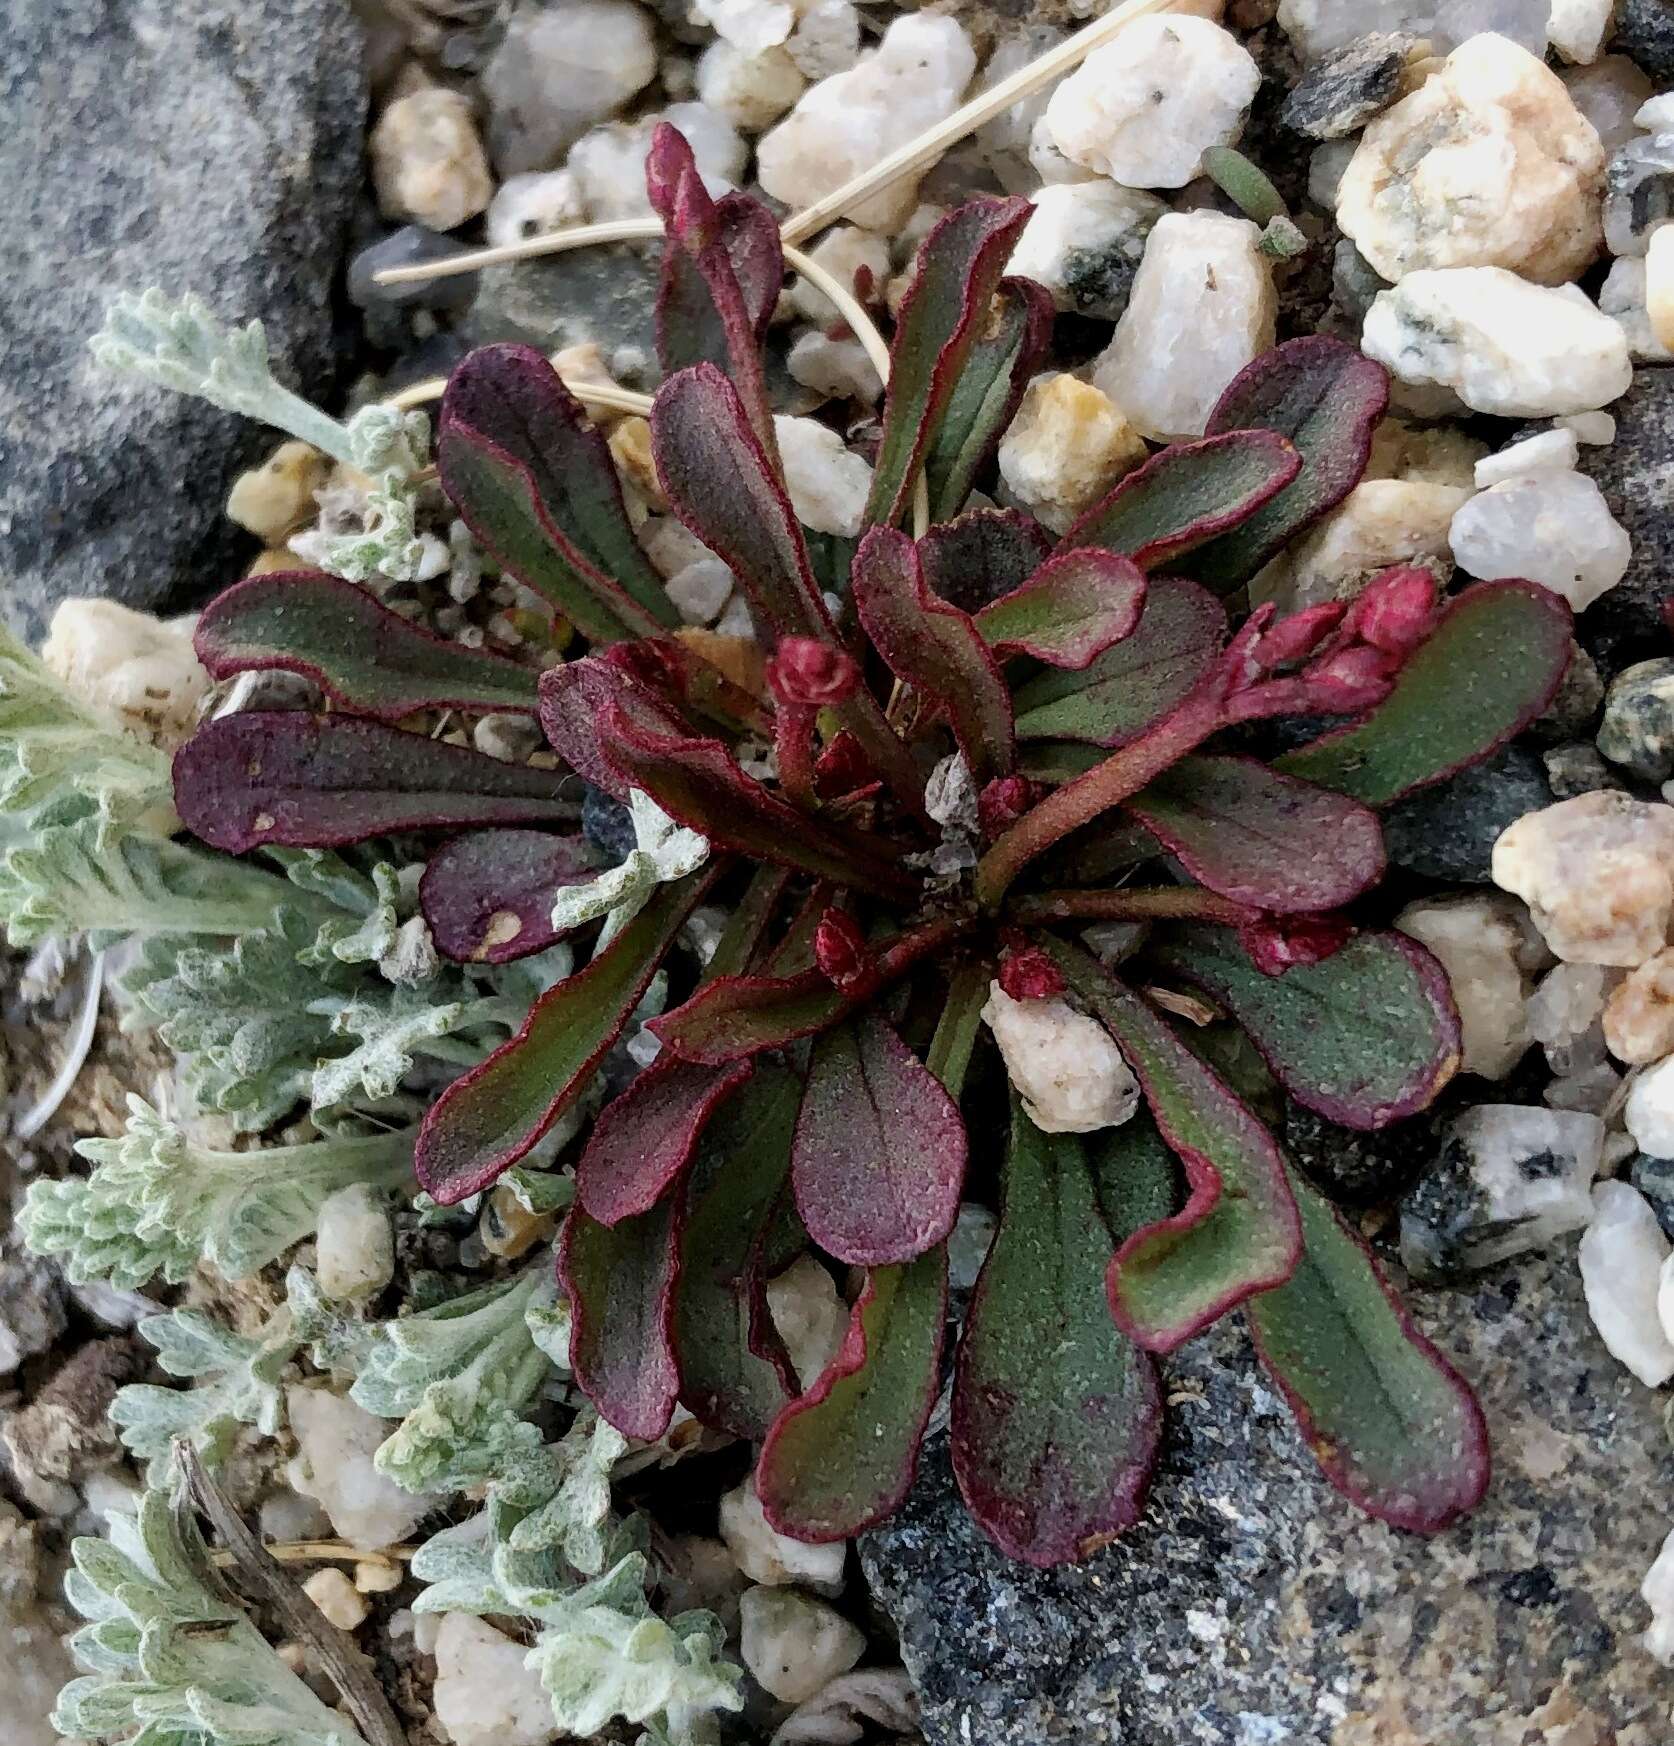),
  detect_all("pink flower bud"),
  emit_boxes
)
[998,946,1066,1002]
[978,775,1035,838]
[813,907,870,990]
[1252,602,1345,671]
[1238,912,1353,977]
[813,731,875,800]
[766,637,861,708]
[1301,645,1395,713]
[1347,567,1437,656]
